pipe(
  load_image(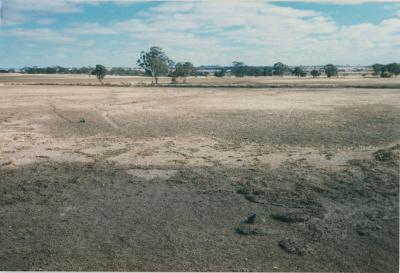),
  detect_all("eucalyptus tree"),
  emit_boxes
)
[137,46,173,84]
